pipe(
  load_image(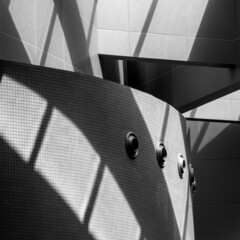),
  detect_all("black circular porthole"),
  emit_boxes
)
[189,164,196,195]
[178,154,186,179]
[192,180,197,194]
[189,164,195,184]
[125,132,139,159]
[156,142,167,168]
